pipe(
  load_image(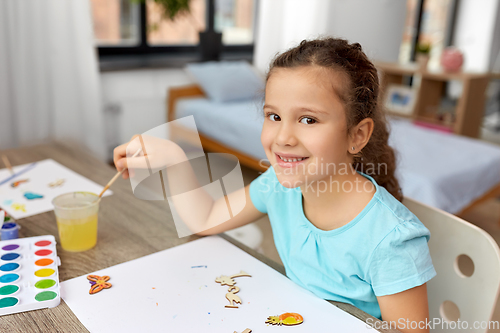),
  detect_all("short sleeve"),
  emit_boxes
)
[367,220,436,296]
[249,167,277,214]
